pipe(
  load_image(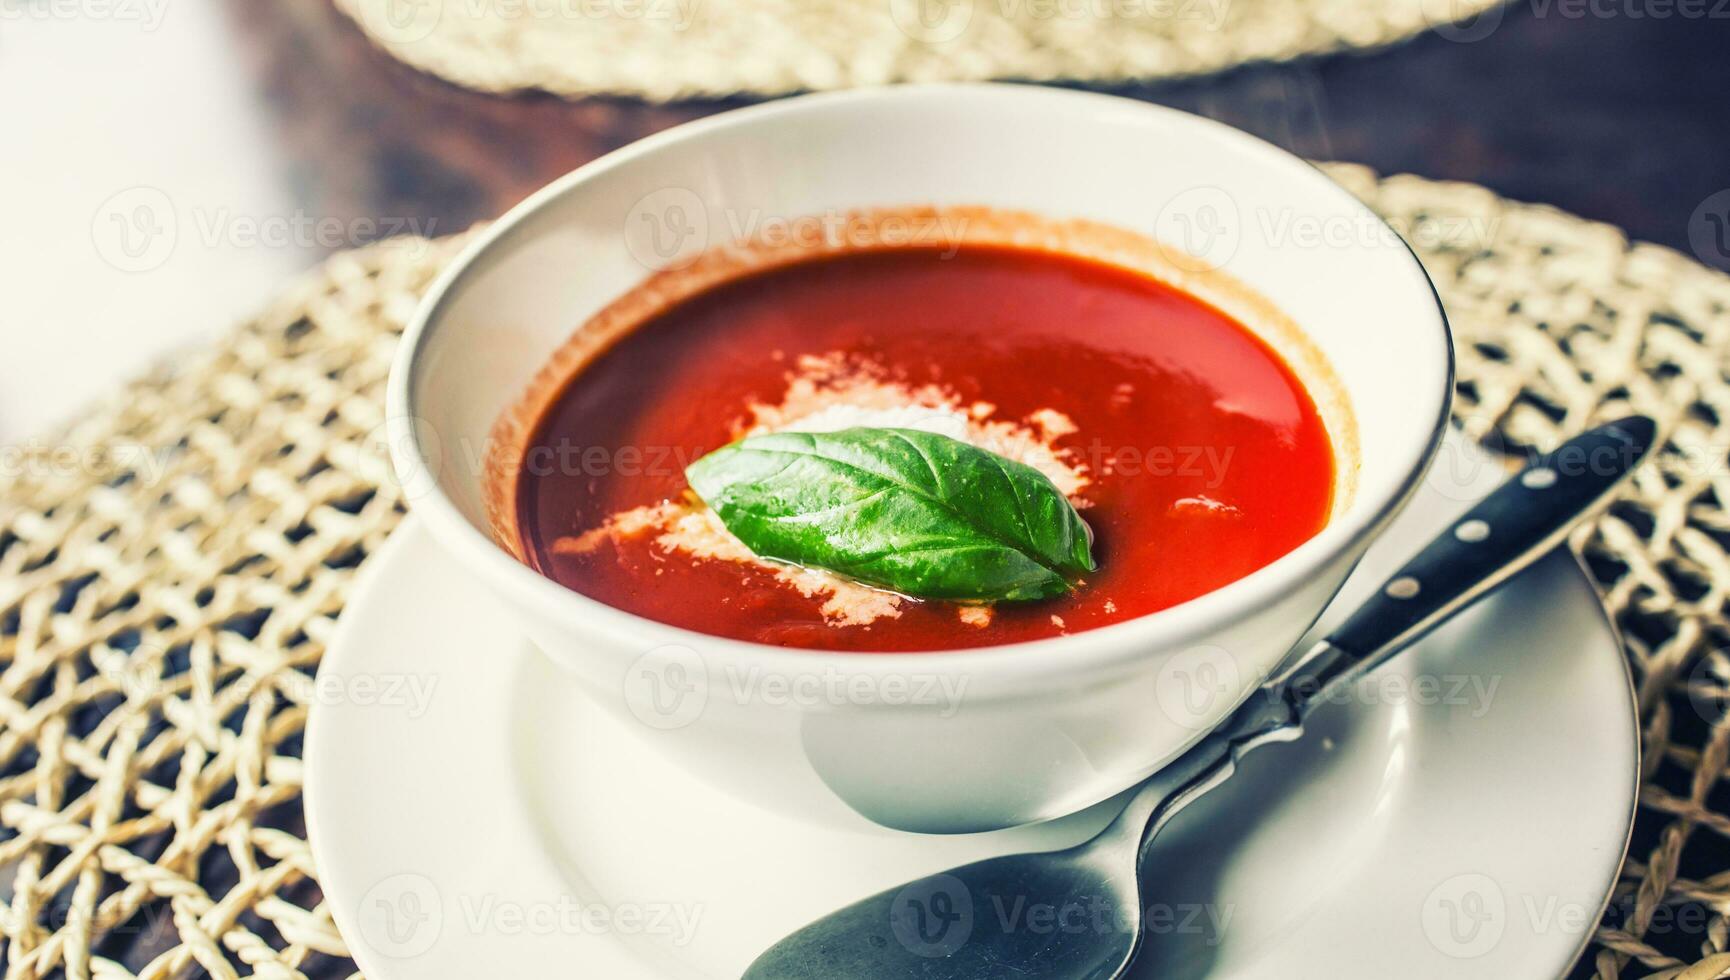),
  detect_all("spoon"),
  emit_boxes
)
[742,416,1657,980]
